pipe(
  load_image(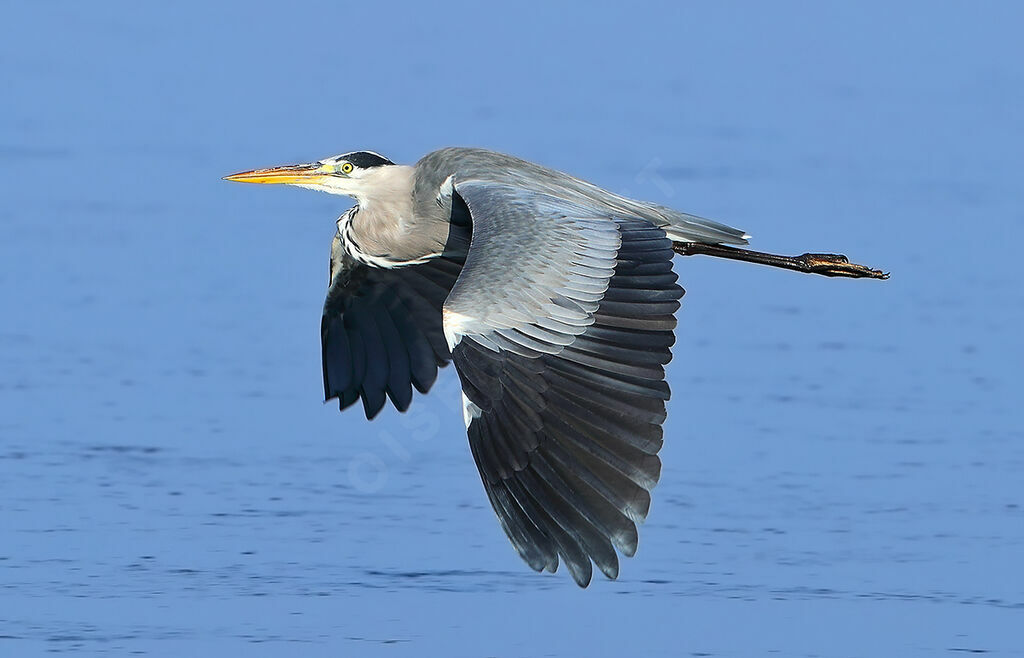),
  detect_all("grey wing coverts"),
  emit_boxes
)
[444,178,683,587]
